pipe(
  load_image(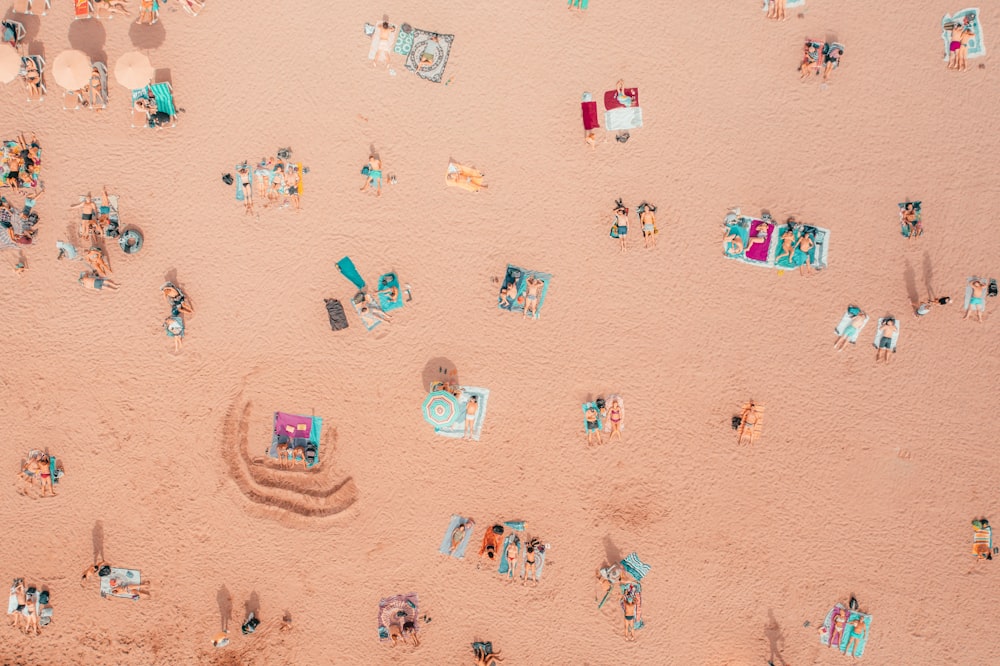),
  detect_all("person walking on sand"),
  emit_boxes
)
[523,276,543,319]
[463,396,479,440]
[834,310,868,351]
[875,318,897,364]
[964,279,987,323]
[914,296,950,317]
